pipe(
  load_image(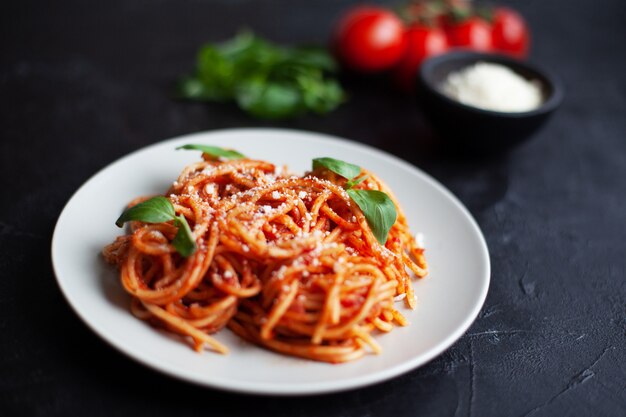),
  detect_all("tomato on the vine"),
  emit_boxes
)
[333,6,407,72]
[393,25,449,90]
[491,7,530,58]
[444,17,493,51]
